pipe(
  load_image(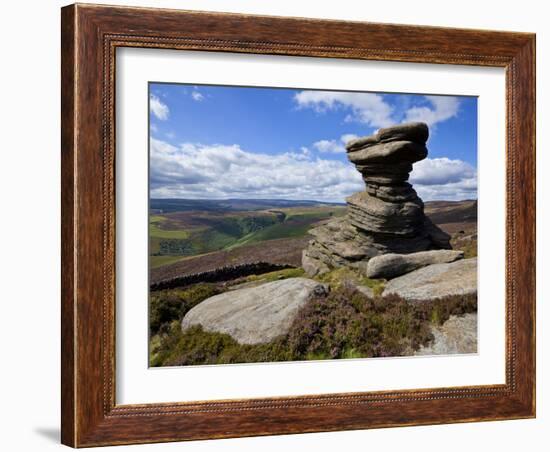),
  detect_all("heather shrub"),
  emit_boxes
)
[410,292,478,326]
[151,287,477,366]
[149,283,220,335]
[285,288,431,358]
